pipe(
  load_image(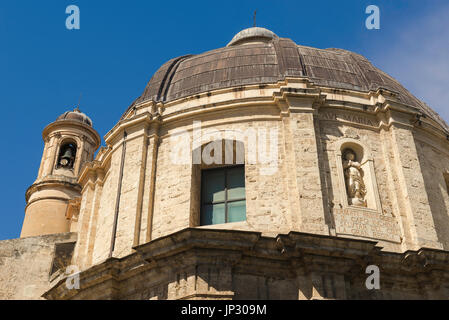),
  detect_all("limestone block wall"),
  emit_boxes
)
[70,81,449,275]
[43,229,449,300]
[90,148,119,264]
[151,122,193,241]
[113,131,148,258]
[138,134,159,245]
[74,104,300,269]
[415,132,449,250]
[318,111,402,251]
[316,103,449,253]
[0,232,76,300]
[386,113,442,250]
[151,109,292,241]
[284,97,328,235]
